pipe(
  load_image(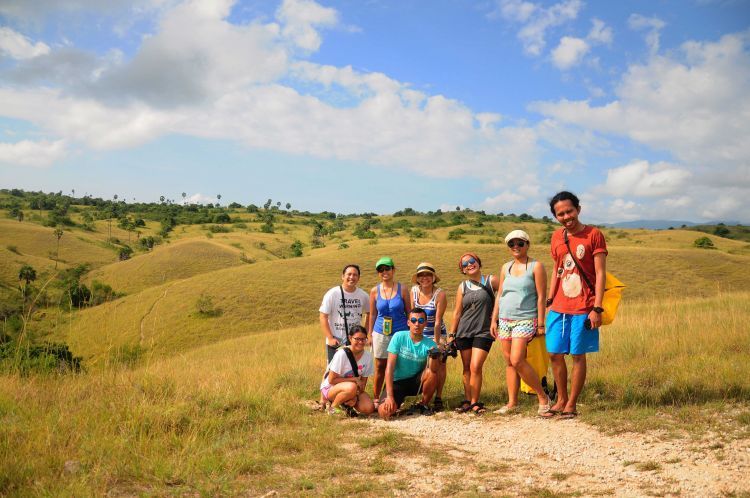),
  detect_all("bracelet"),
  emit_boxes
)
[447,333,456,338]
[537,325,545,329]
